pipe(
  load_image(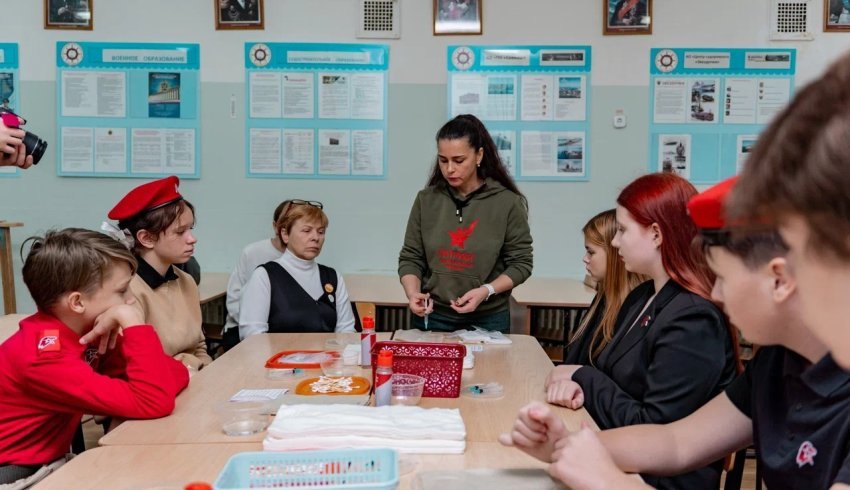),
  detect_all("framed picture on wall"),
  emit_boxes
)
[44,0,93,30]
[215,0,264,30]
[604,0,651,35]
[825,0,850,31]
[434,0,482,35]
